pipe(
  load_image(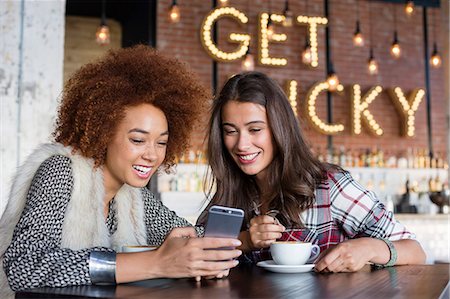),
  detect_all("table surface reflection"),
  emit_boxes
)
[16,264,449,299]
